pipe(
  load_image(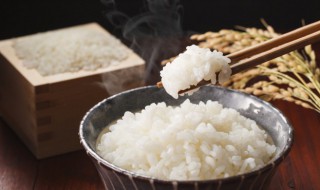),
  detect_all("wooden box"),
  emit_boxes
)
[0,23,145,159]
